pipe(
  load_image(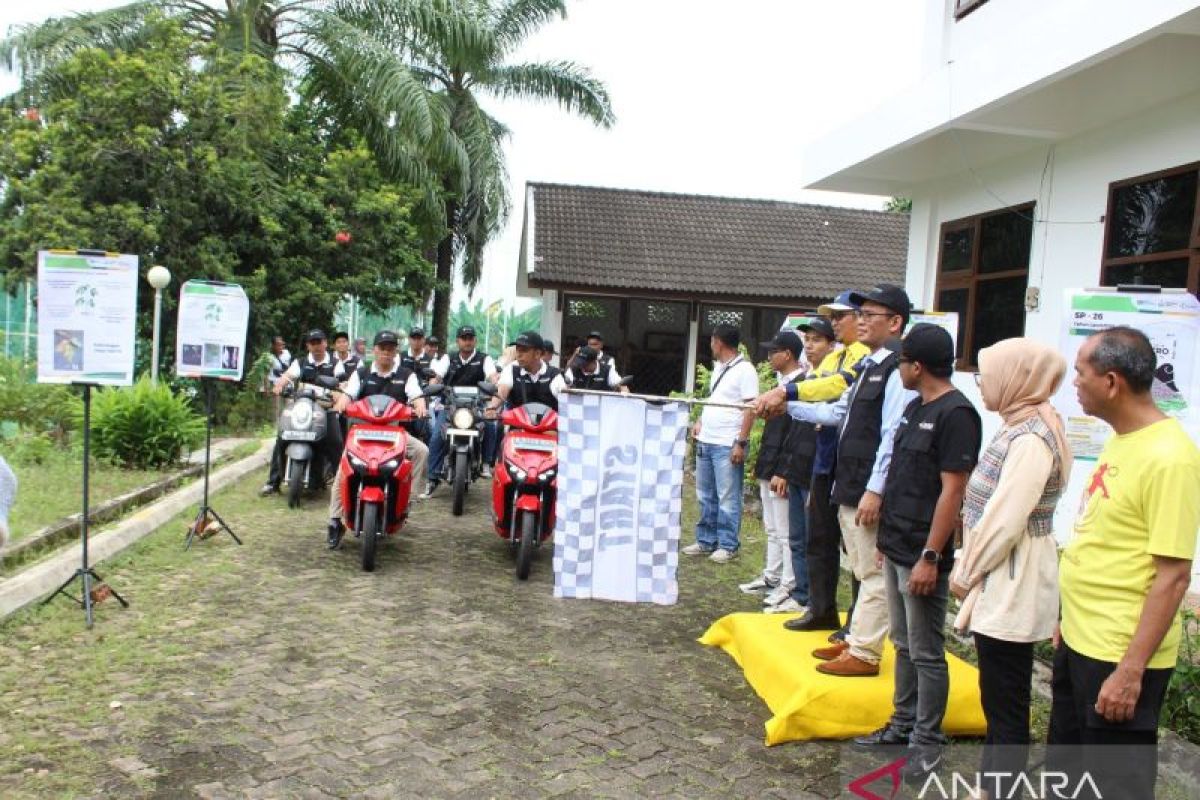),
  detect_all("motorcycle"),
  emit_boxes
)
[442,384,488,517]
[479,383,559,580]
[338,384,443,572]
[278,376,338,508]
